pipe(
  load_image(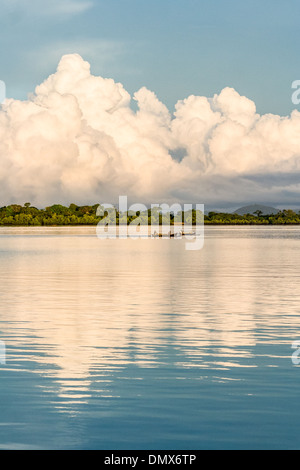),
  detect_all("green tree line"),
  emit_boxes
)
[0,203,299,226]
[205,210,300,225]
[0,203,203,226]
